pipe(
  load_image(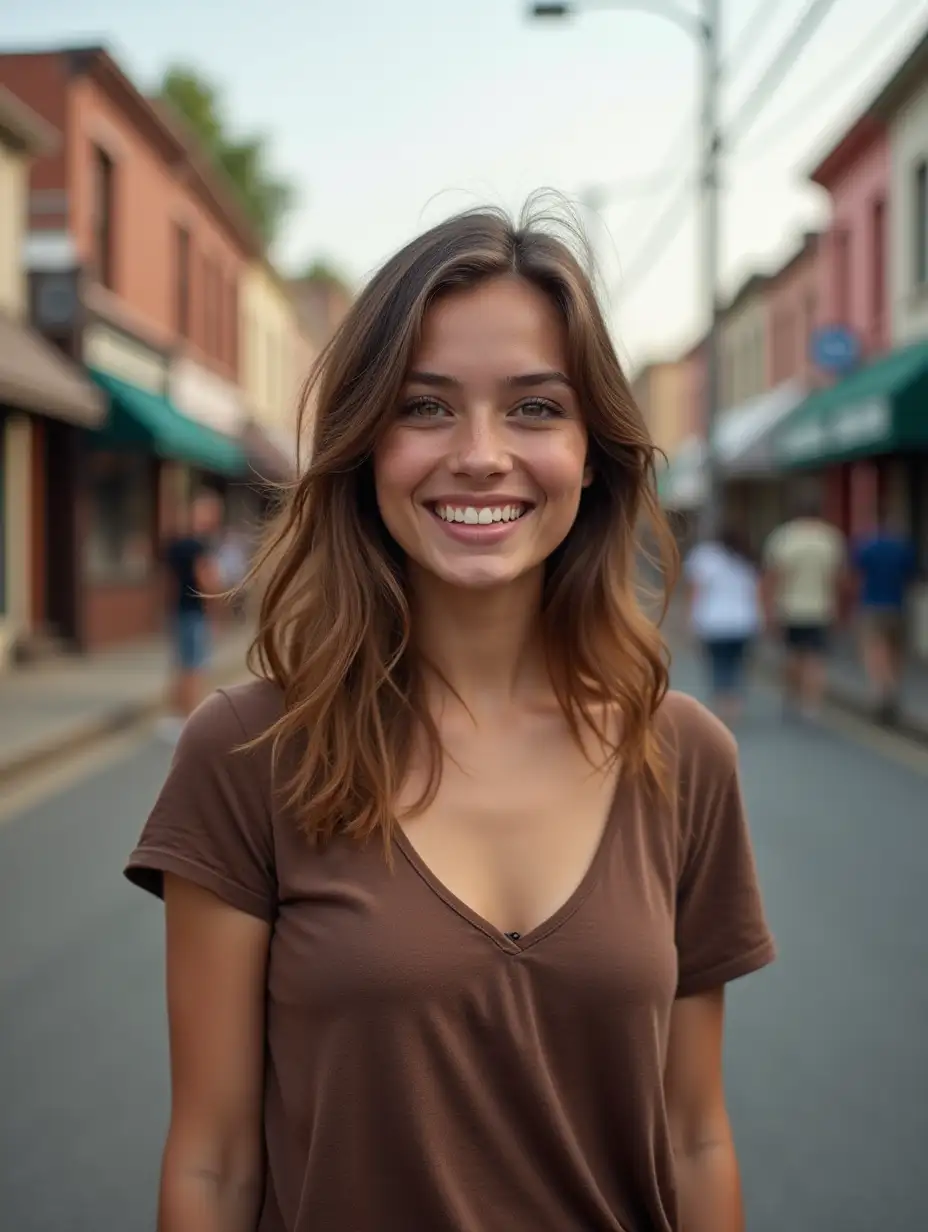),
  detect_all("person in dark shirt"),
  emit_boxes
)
[853,517,917,722]
[161,493,223,740]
